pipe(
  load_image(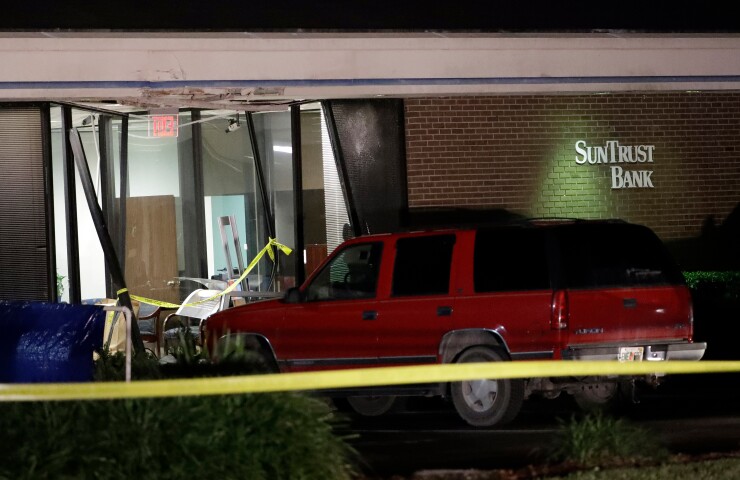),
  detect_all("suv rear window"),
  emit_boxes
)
[392,235,455,296]
[556,223,684,289]
[474,228,550,292]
